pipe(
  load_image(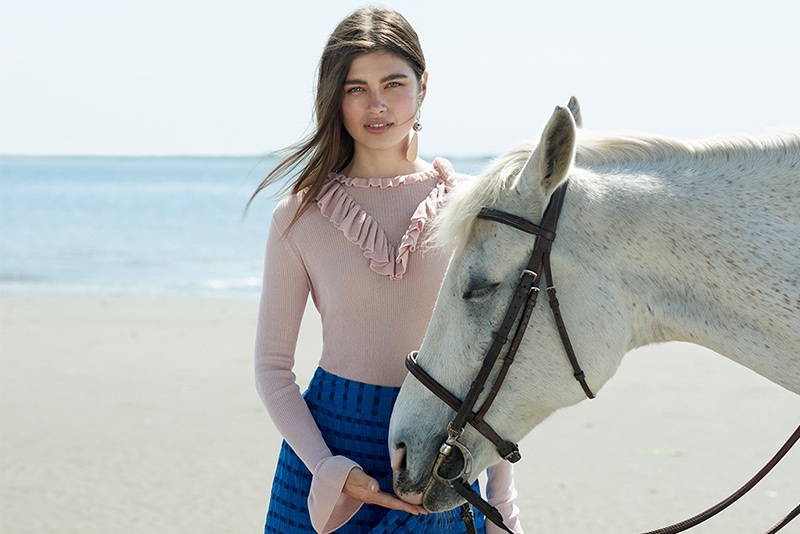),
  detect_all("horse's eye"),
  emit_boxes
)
[462,282,500,300]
